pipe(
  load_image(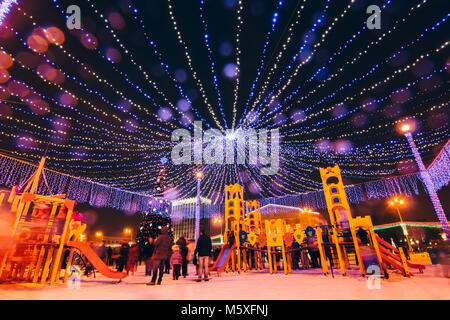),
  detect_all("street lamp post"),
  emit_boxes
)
[124,228,132,241]
[400,123,450,238]
[95,231,103,243]
[195,171,203,242]
[389,197,413,252]
[213,217,223,235]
